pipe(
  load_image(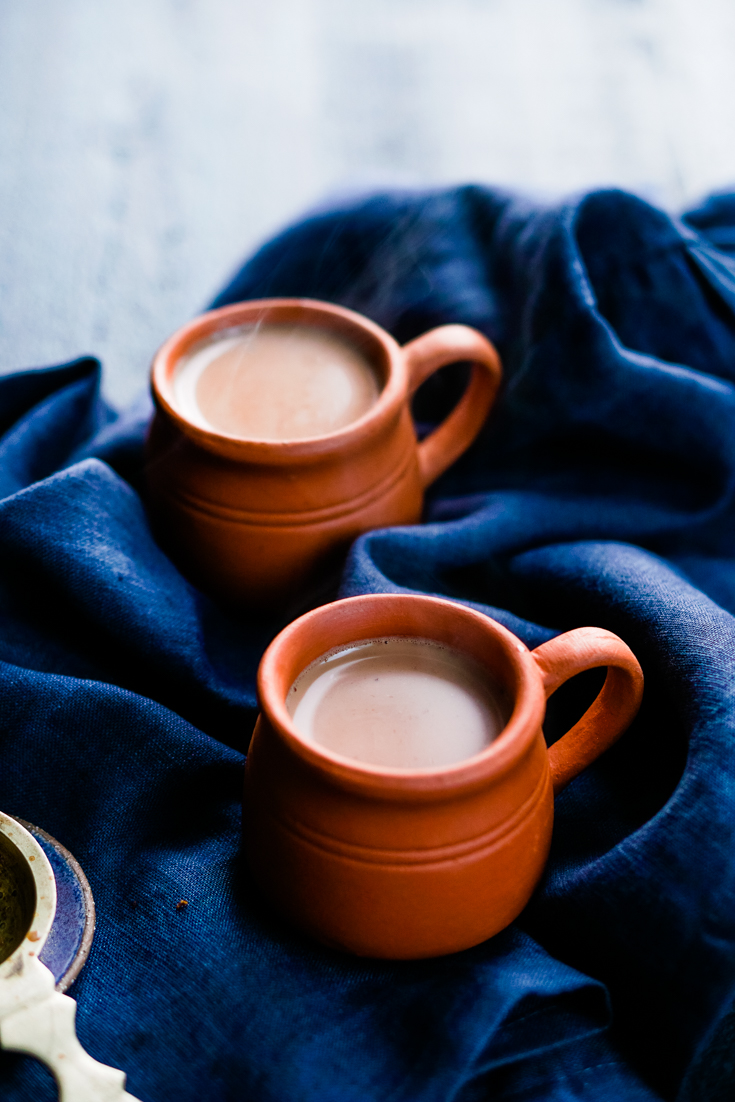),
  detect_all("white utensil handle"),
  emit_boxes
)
[0,958,141,1102]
